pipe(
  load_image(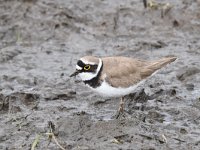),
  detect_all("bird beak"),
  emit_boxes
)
[70,70,80,77]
